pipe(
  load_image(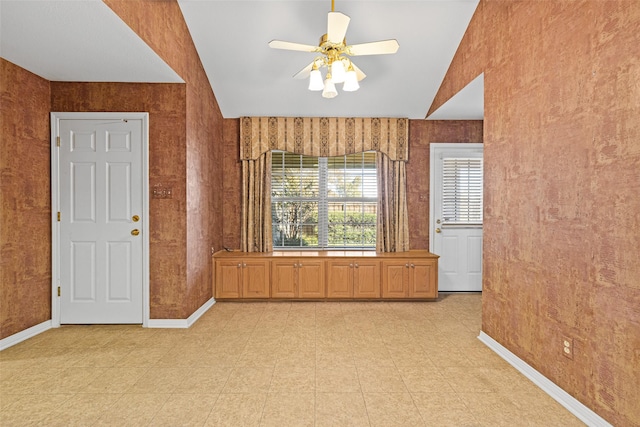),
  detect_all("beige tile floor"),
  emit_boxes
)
[0,293,585,426]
